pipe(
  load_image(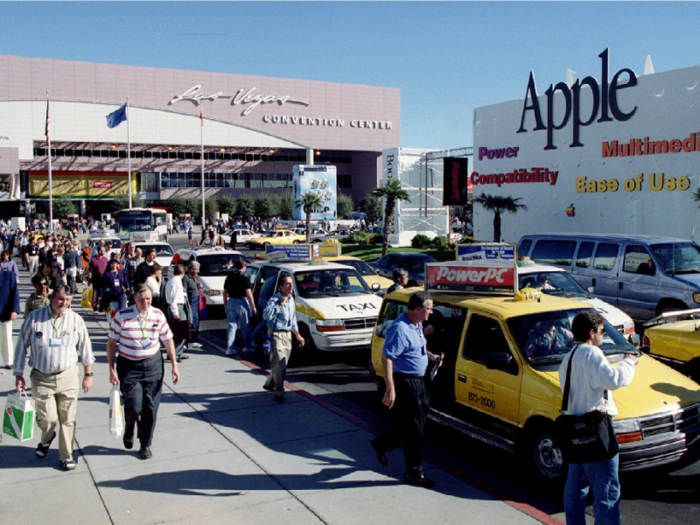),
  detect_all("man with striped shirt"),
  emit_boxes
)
[106,283,179,460]
[14,285,94,471]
